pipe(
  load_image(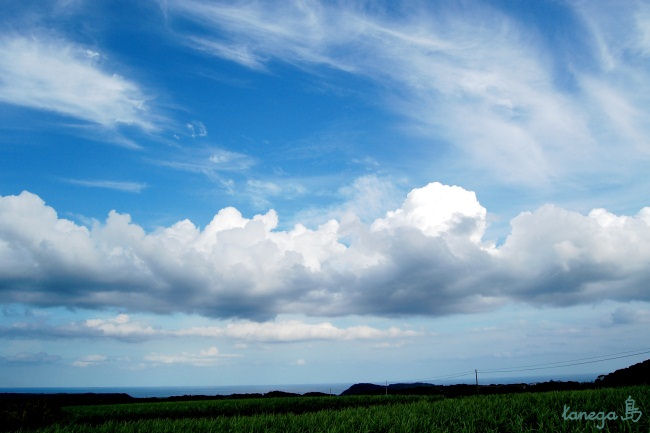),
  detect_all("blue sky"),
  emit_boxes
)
[1,0,650,388]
